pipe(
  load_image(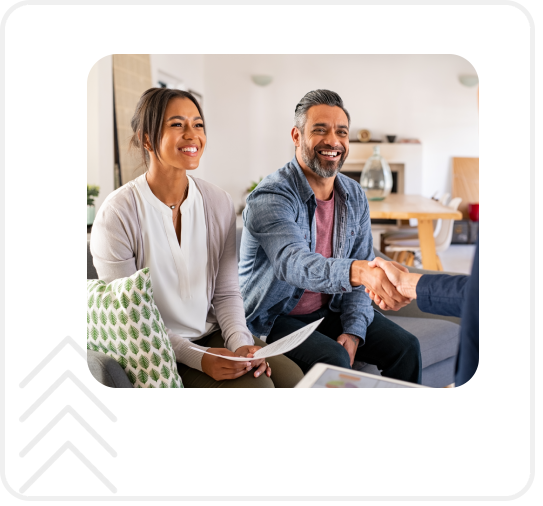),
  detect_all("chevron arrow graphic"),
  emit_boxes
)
[18,336,118,496]
[18,441,117,494]
[19,336,86,388]
[19,370,116,422]
[19,405,117,457]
